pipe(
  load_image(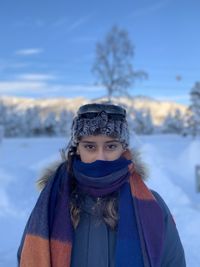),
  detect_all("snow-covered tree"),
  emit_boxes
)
[161,110,184,134]
[189,82,200,136]
[130,109,154,134]
[58,110,74,136]
[24,107,42,136]
[6,113,21,136]
[0,124,4,143]
[0,101,6,140]
[0,100,7,126]
[43,112,57,136]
